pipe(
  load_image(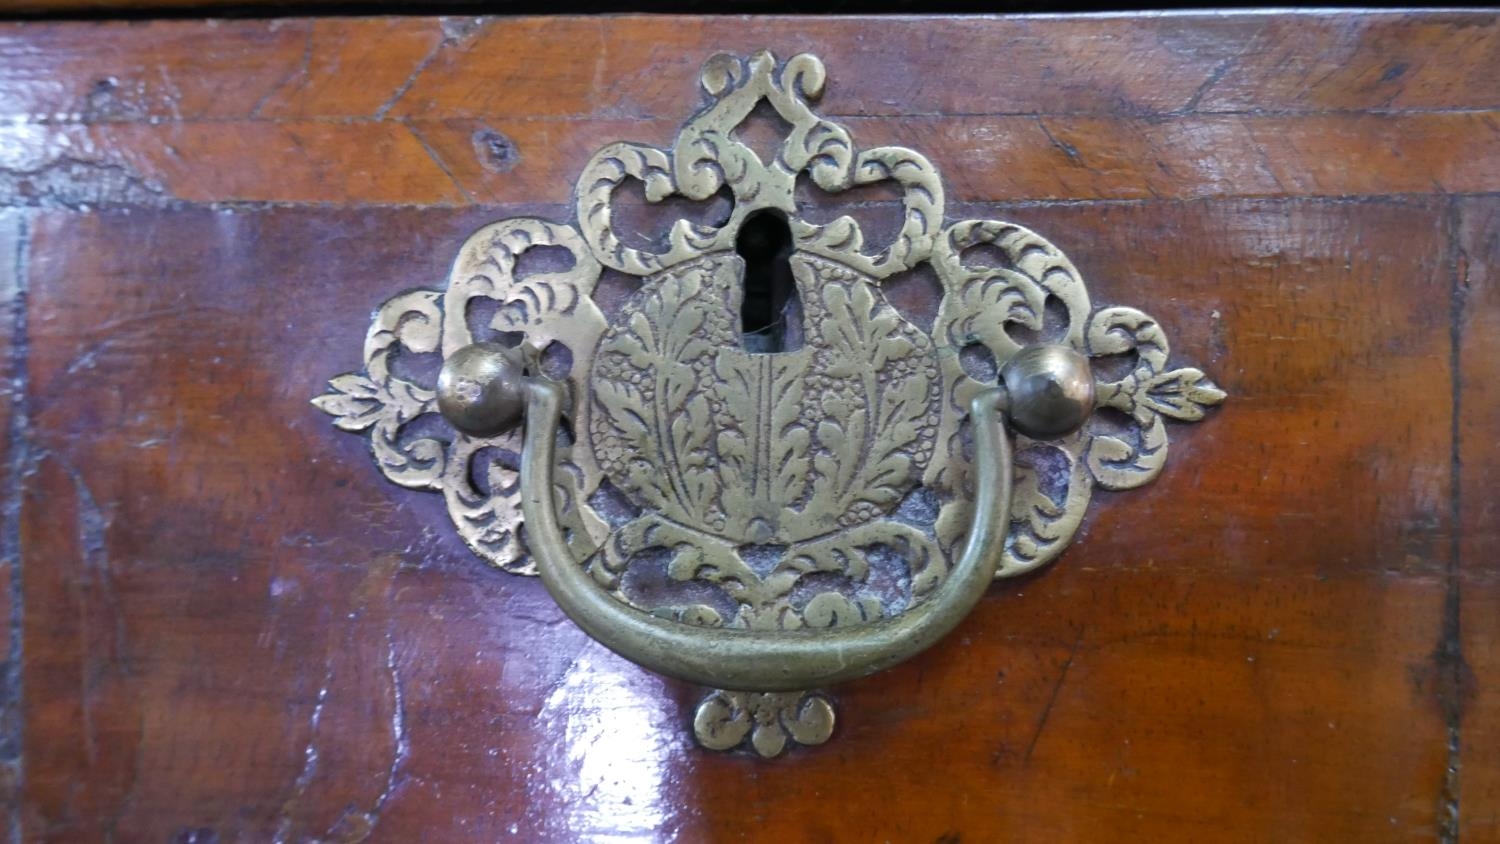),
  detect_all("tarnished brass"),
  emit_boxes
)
[1000,344,1096,440]
[436,342,526,437]
[314,50,1226,757]
[522,379,1013,692]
